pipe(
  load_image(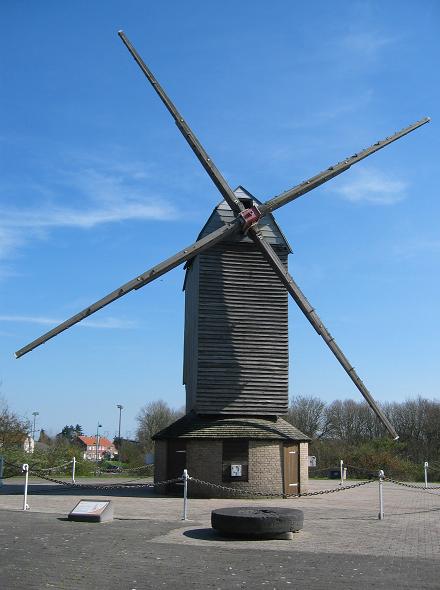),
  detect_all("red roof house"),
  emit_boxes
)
[77,435,118,461]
